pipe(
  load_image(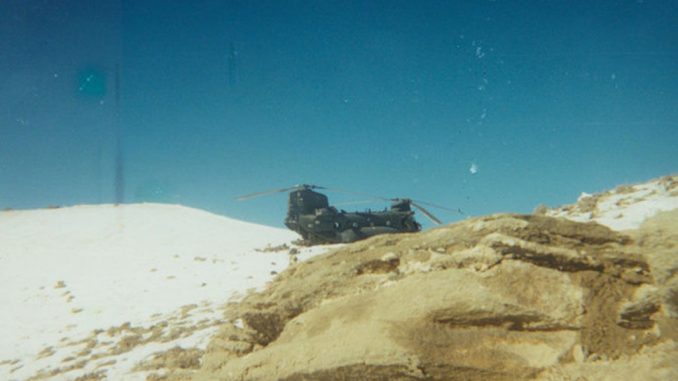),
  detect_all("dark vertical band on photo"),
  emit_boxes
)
[114,63,124,205]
